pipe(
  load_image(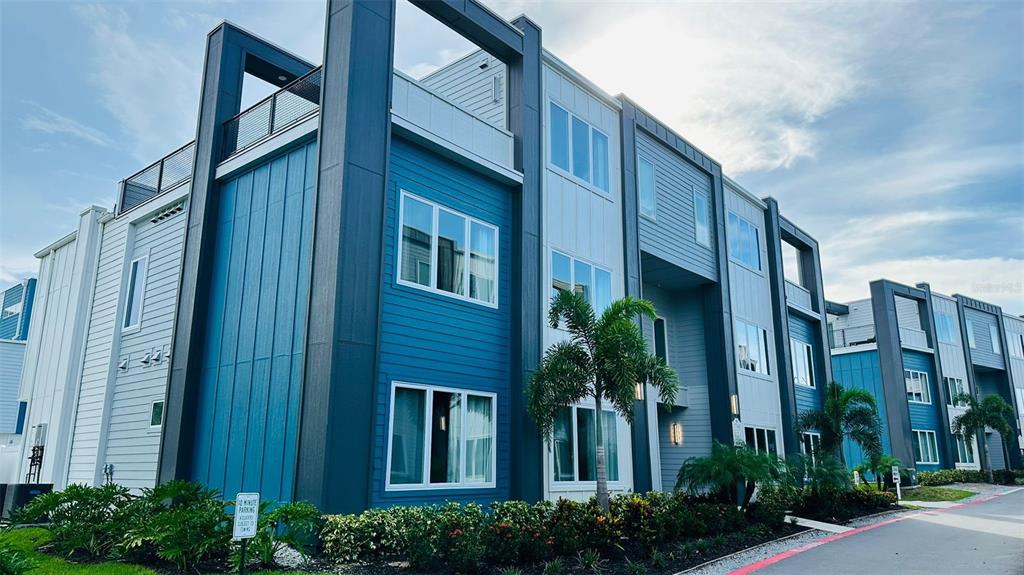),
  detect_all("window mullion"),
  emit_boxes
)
[463,218,471,301]
[424,389,433,485]
[459,391,467,485]
[430,205,439,291]
[572,406,580,482]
